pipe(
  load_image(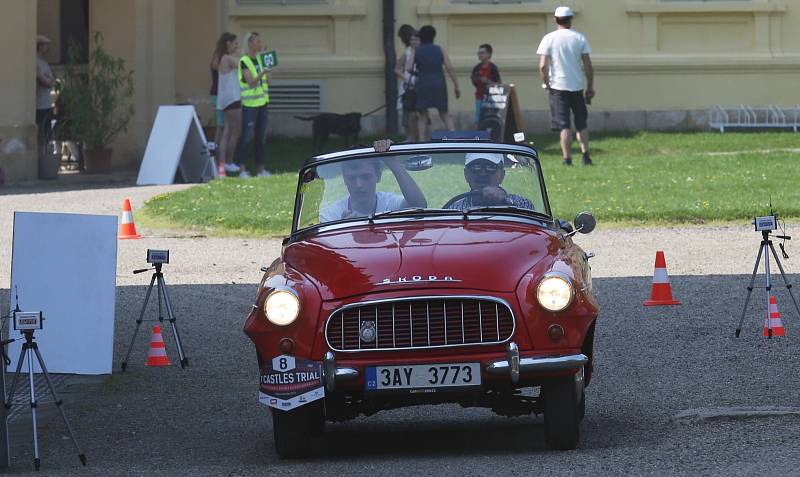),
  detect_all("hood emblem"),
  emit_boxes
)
[375,275,461,286]
[360,321,377,343]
